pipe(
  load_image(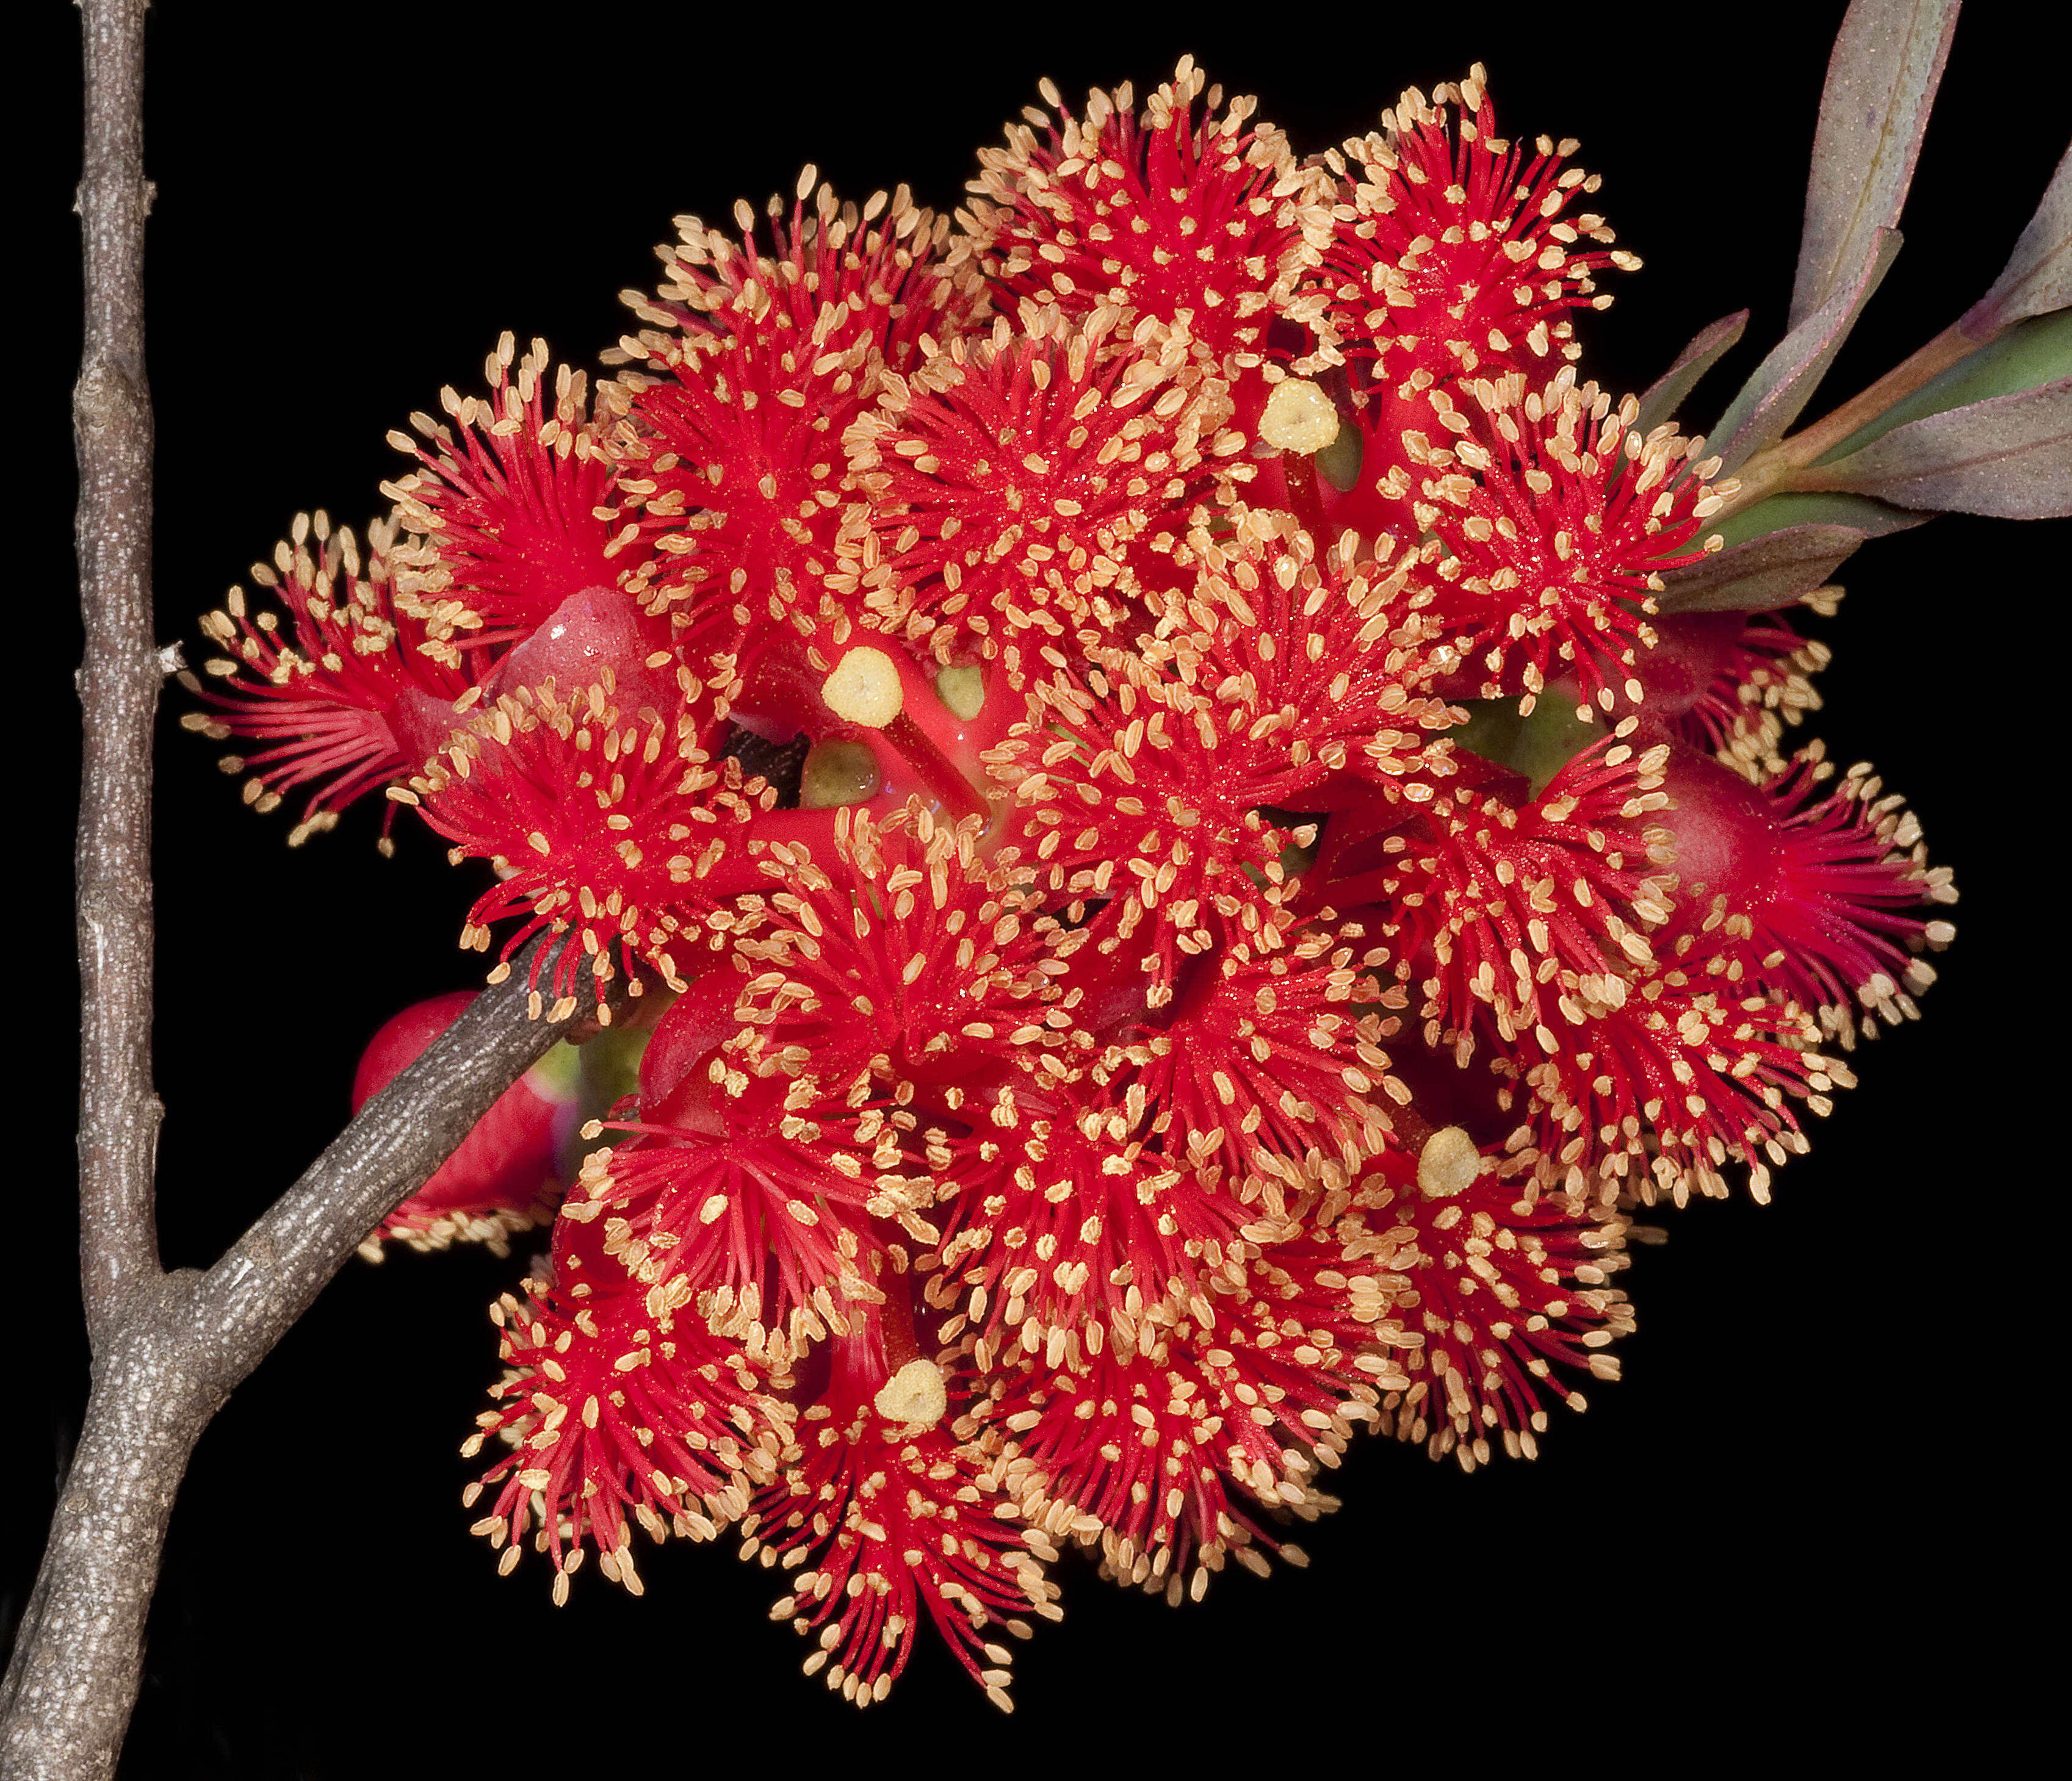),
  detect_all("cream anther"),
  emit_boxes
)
[1259,379,1342,455]
[872,1358,948,1428]
[1417,1125,1482,1199]
[821,647,904,729]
